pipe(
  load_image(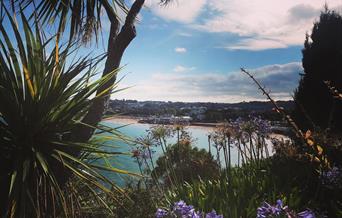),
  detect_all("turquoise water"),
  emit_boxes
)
[99,121,240,186]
